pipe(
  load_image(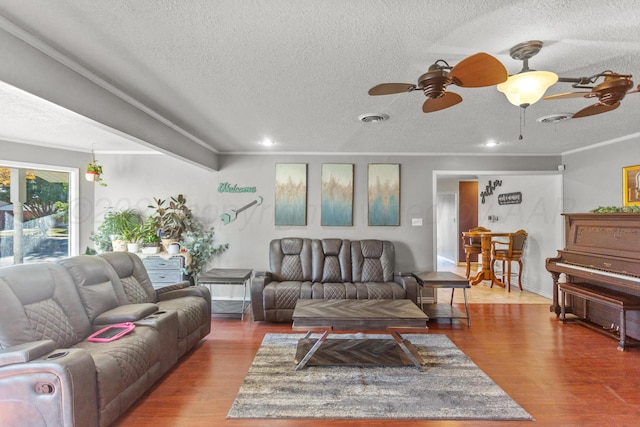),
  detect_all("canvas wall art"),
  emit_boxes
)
[321,163,354,226]
[368,163,400,226]
[275,163,307,225]
[623,164,640,206]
